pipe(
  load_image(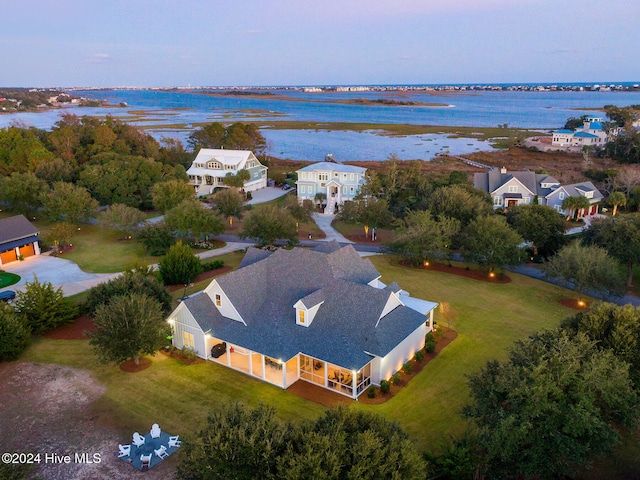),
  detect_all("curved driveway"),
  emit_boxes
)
[0,255,120,297]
